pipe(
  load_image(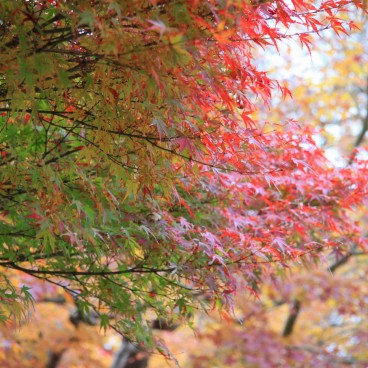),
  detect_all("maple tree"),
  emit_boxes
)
[0,0,367,361]
[252,12,368,341]
[162,15,368,368]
